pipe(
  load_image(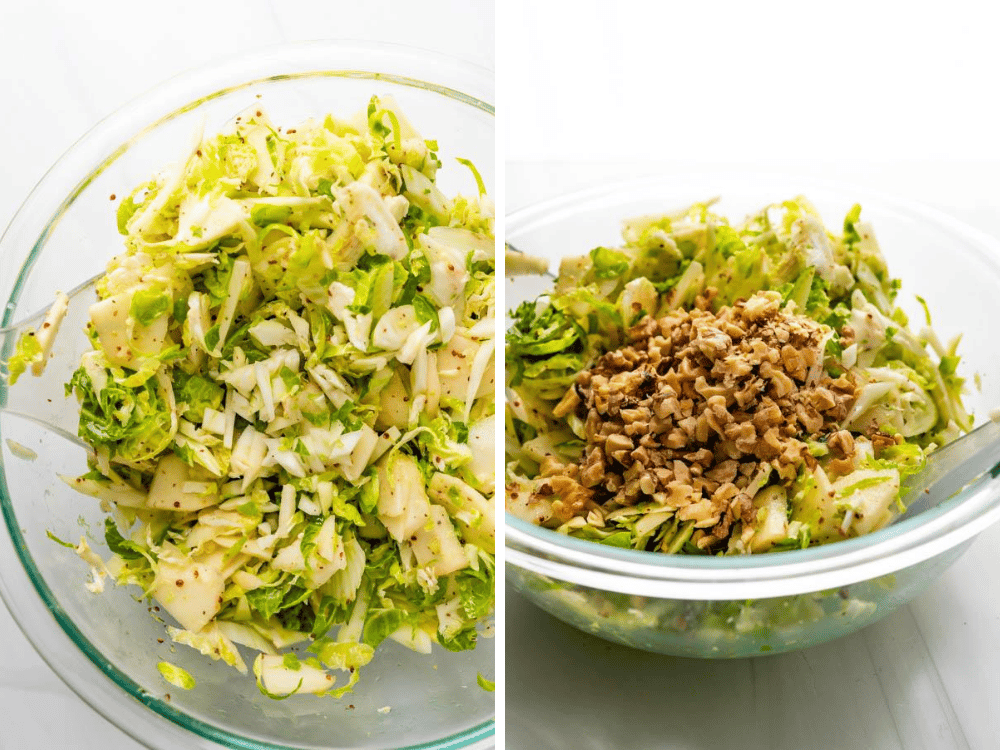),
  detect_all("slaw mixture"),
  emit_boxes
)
[43,98,494,697]
[506,197,968,555]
